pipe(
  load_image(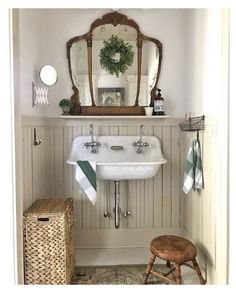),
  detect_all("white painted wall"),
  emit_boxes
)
[14,8,189,117]
[185,9,223,118]
[184,9,229,284]
[14,9,46,117]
